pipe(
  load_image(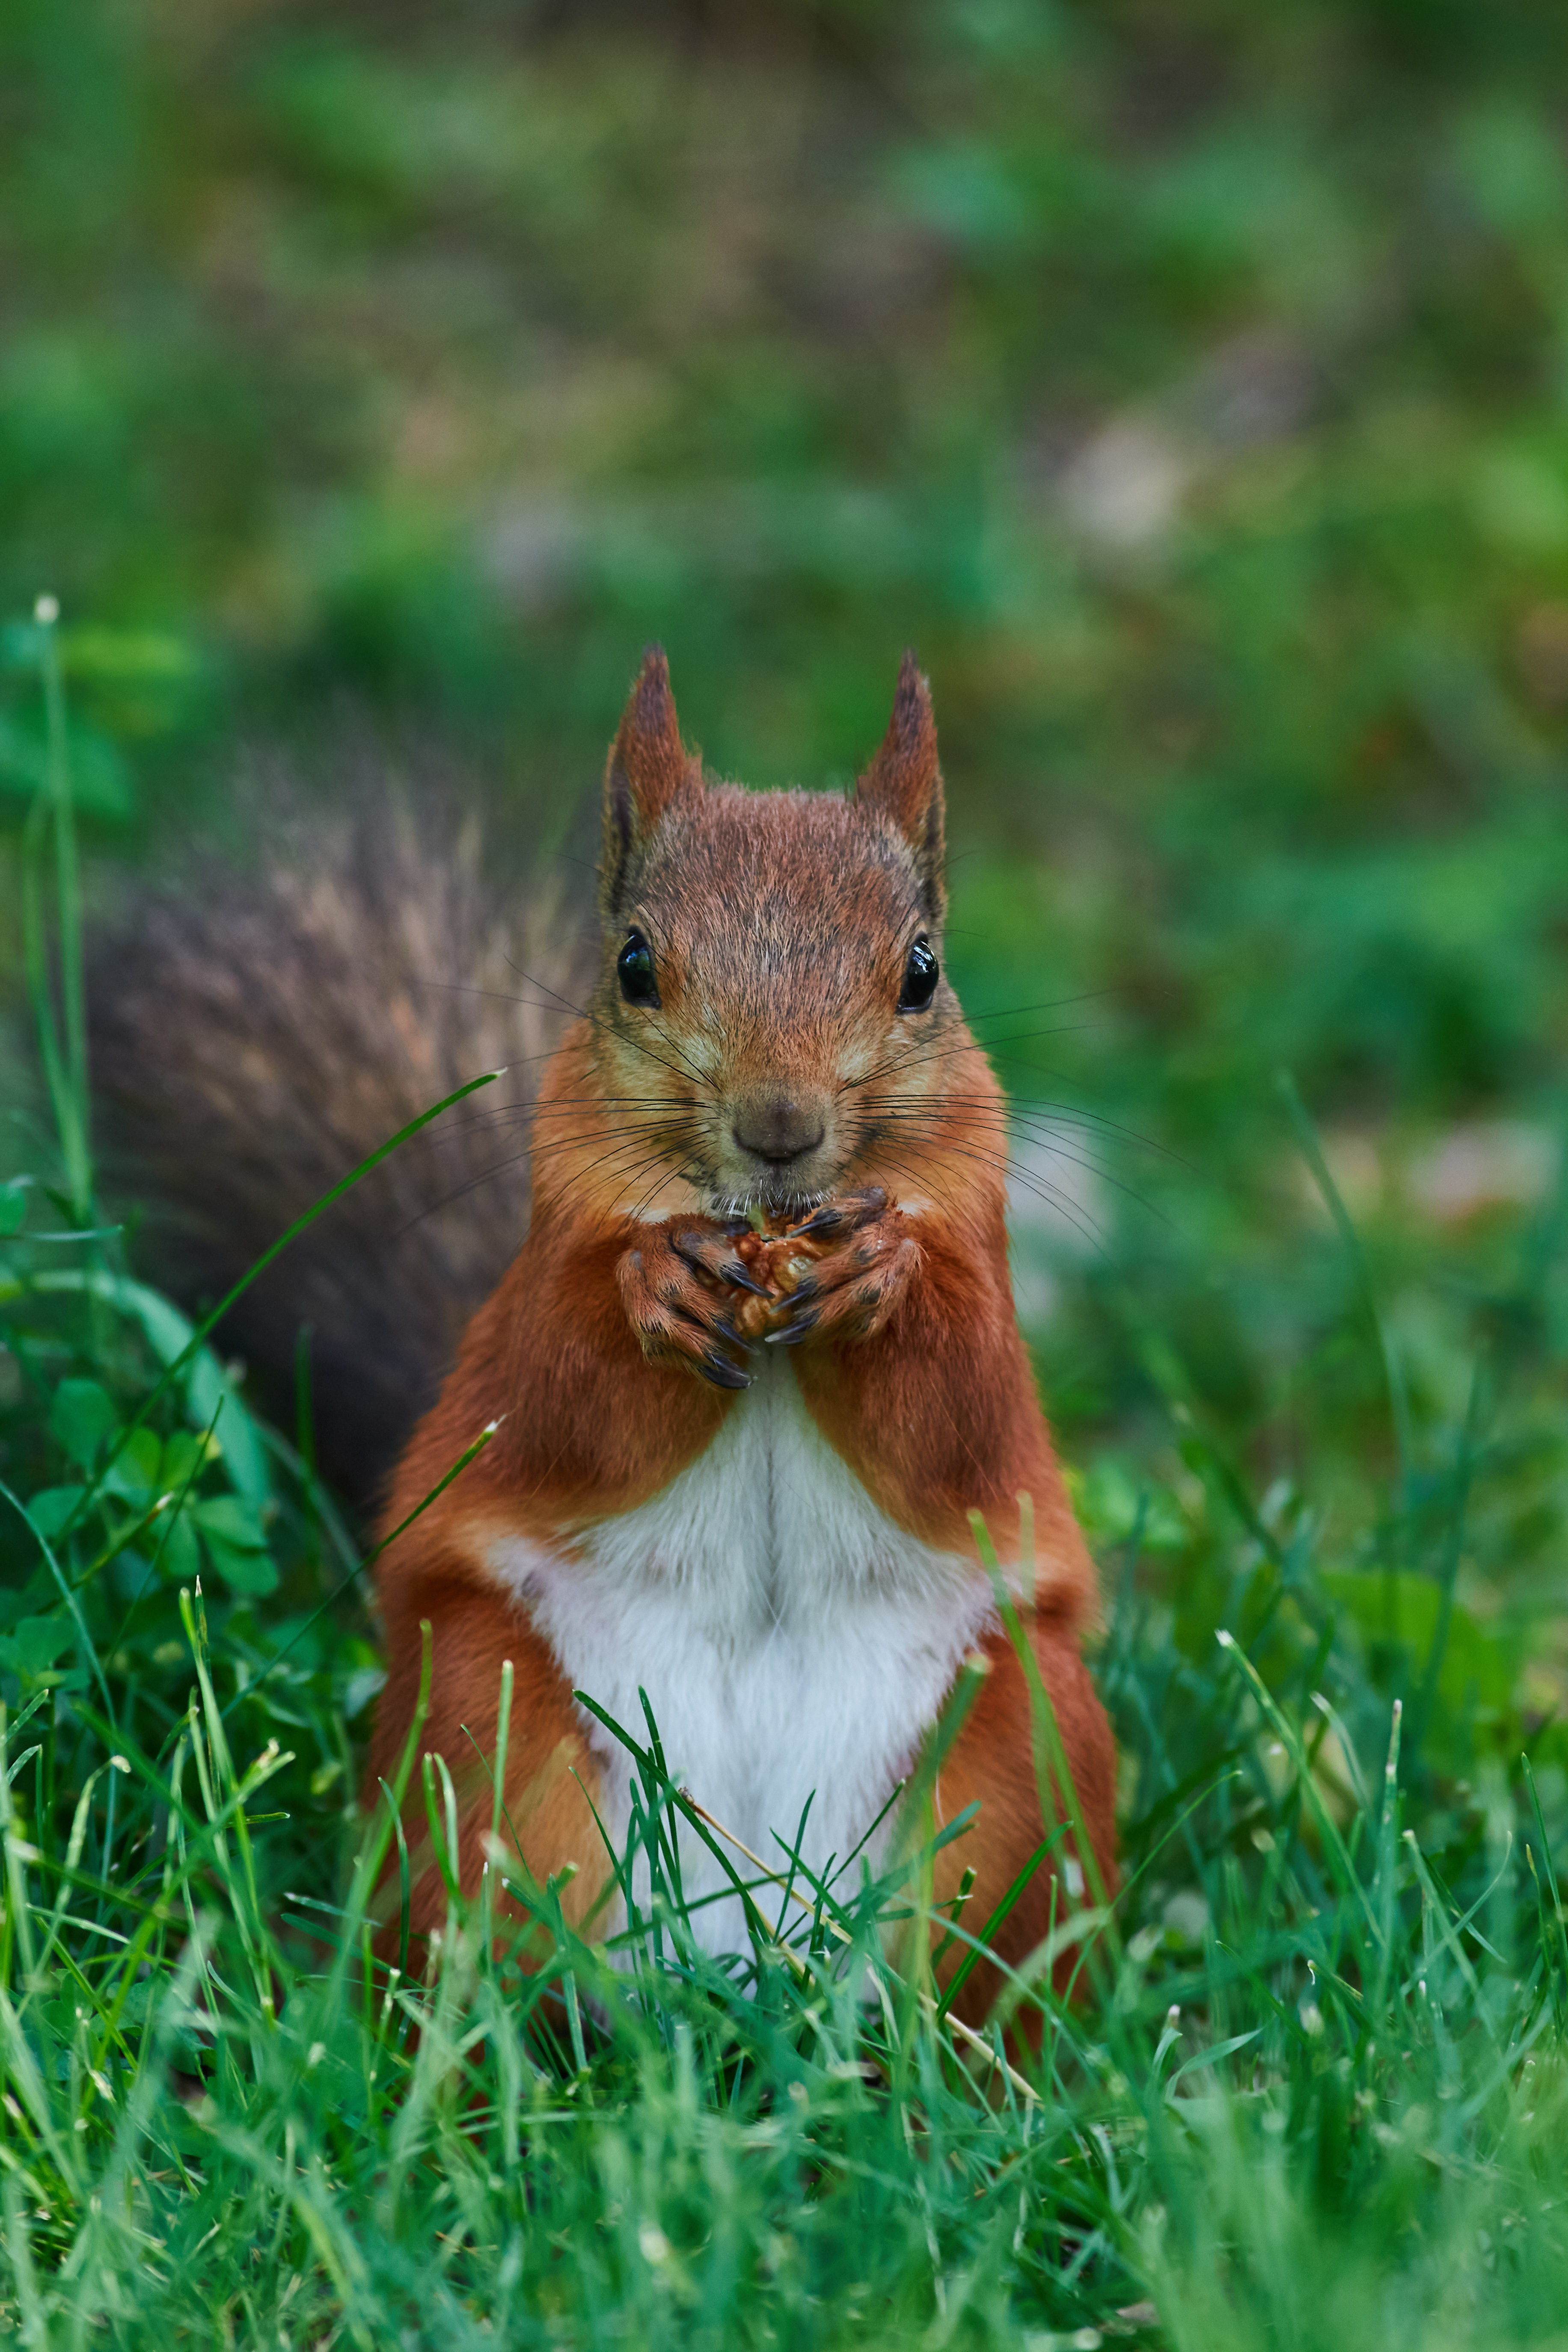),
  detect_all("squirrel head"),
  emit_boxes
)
[592,646,961,1215]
